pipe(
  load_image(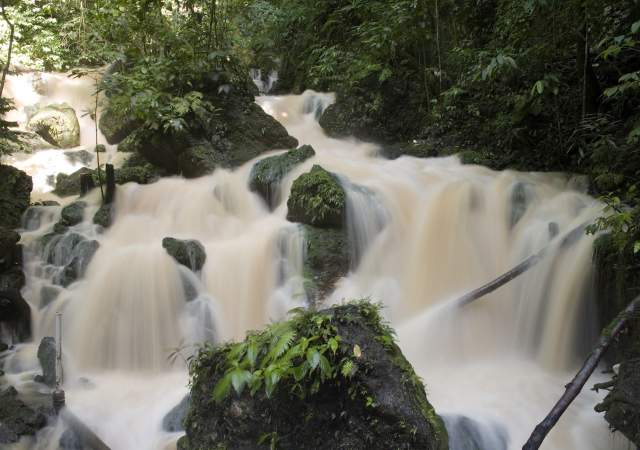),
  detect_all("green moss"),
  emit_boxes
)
[249,145,315,207]
[287,165,346,228]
